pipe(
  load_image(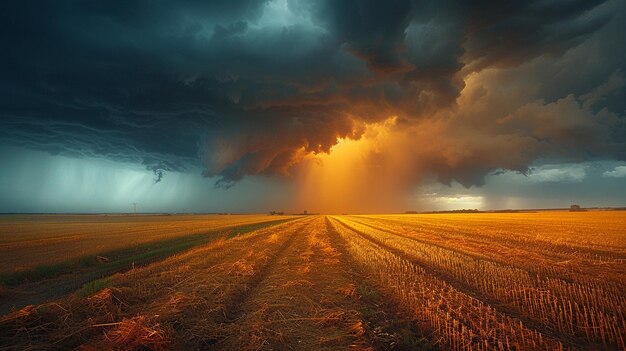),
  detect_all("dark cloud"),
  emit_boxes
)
[313,0,414,73]
[0,0,624,189]
[461,0,613,71]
